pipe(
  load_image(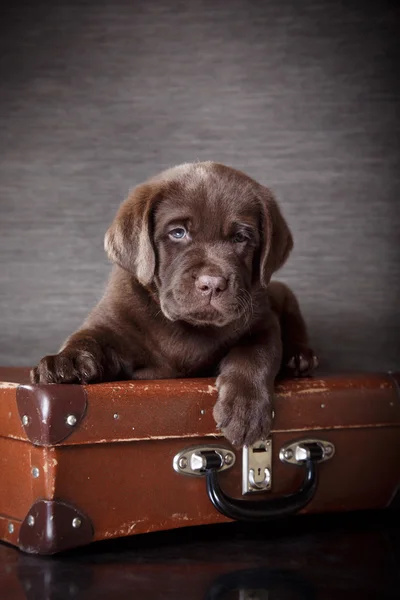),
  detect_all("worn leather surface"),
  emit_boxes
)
[1,369,400,444]
[0,0,399,371]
